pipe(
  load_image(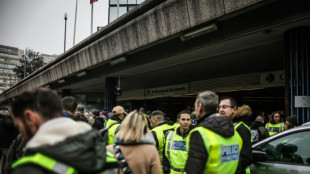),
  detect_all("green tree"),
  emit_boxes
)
[14,49,45,79]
